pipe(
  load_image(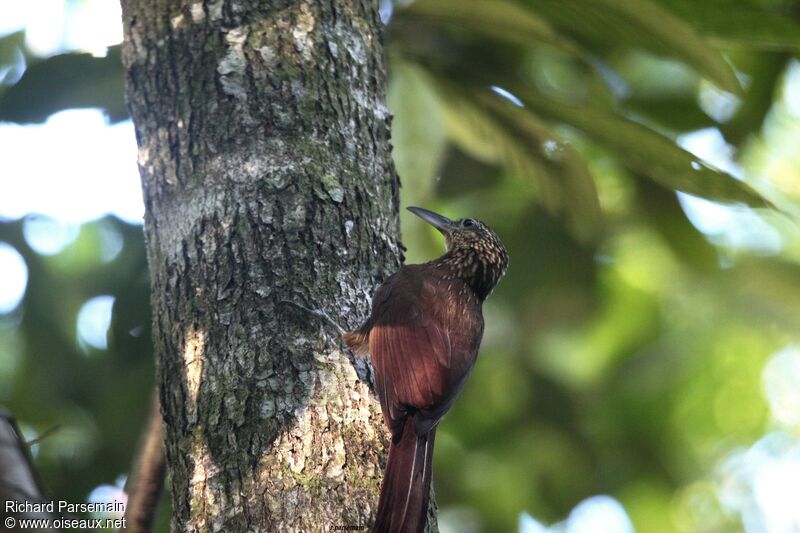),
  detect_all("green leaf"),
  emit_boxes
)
[660,0,800,50]
[0,45,126,124]
[0,31,26,88]
[436,84,513,164]
[523,0,741,93]
[624,96,717,132]
[511,84,769,207]
[435,80,602,240]
[597,0,740,93]
[437,85,560,209]
[481,93,603,241]
[404,0,580,55]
